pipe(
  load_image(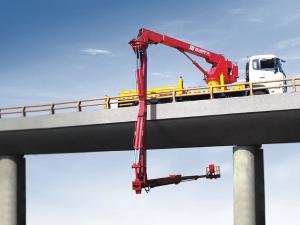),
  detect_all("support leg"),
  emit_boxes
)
[0,155,26,225]
[233,145,257,225]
